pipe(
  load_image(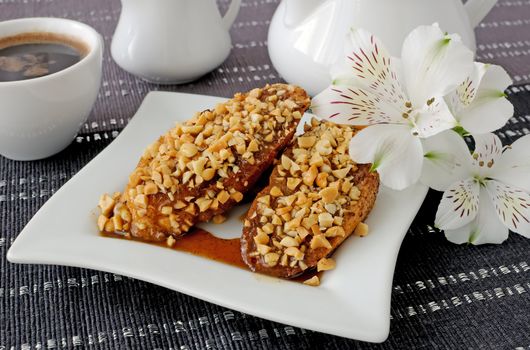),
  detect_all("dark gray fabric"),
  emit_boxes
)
[1,0,530,349]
